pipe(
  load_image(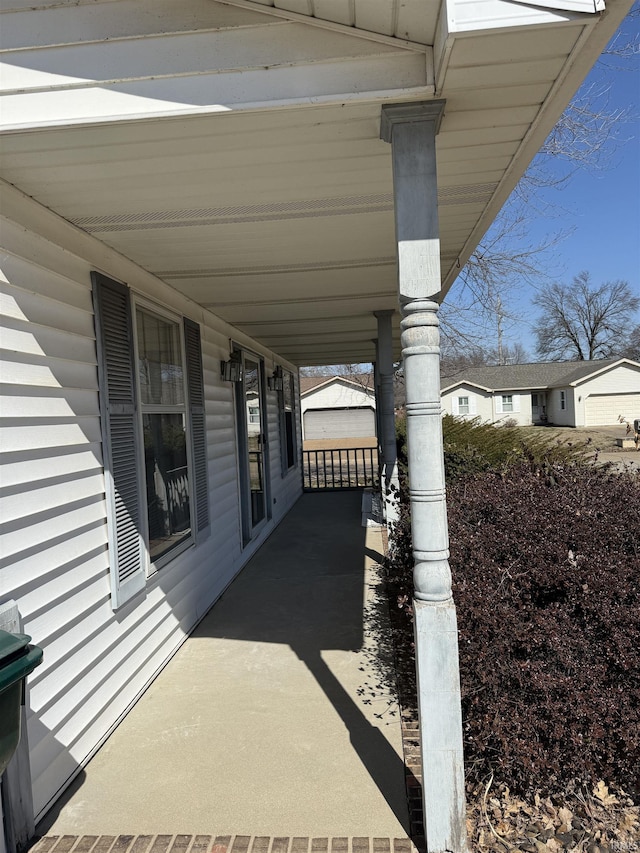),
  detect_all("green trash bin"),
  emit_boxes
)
[0,630,43,777]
